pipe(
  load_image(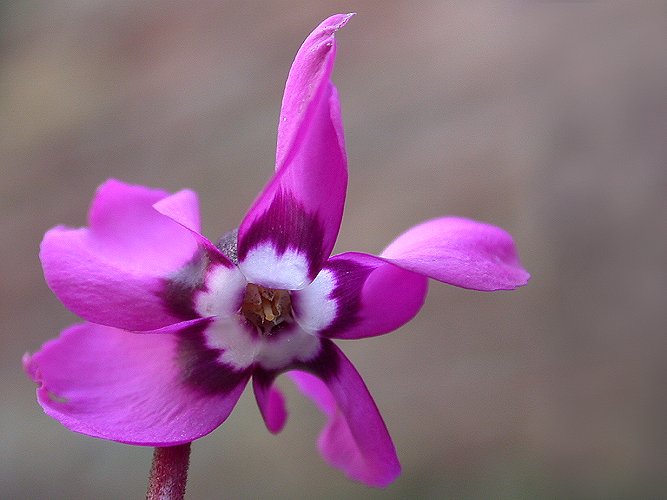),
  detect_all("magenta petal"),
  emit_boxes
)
[290,341,400,487]
[237,15,352,290]
[293,252,428,339]
[381,217,531,291]
[252,375,288,434]
[150,188,202,233]
[40,180,202,330]
[275,13,354,171]
[24,322,249,445]
[153,189,233,266]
